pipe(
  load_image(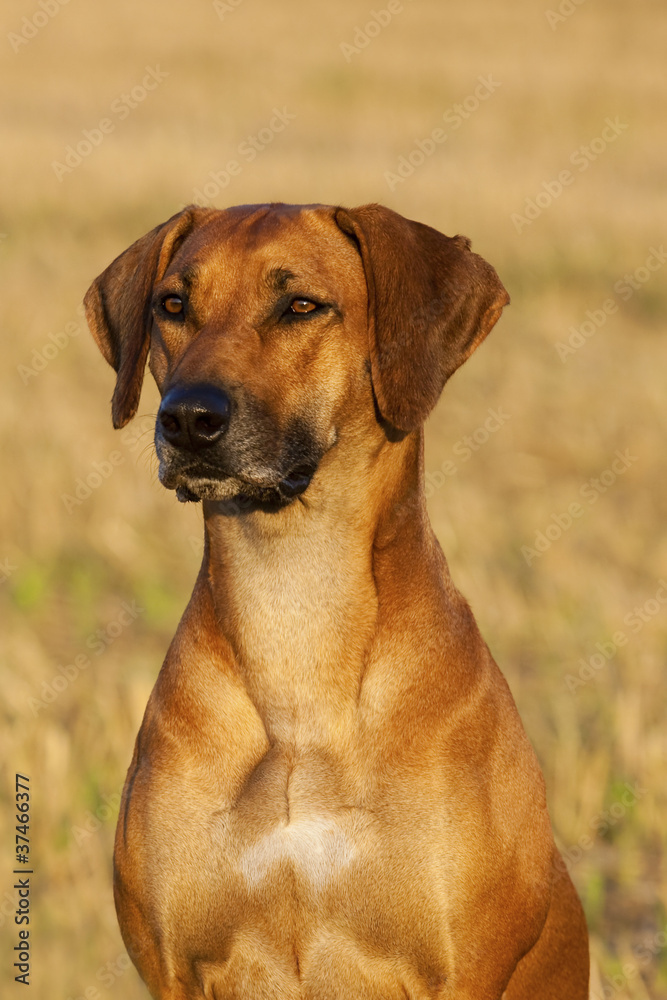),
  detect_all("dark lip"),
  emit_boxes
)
[176,479,290,510]
[155,425,320,509]
[157,458,316,508]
